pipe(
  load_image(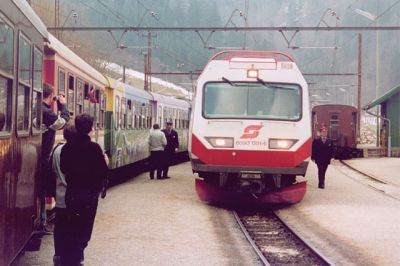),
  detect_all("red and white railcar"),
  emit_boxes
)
[189,50,311,204]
